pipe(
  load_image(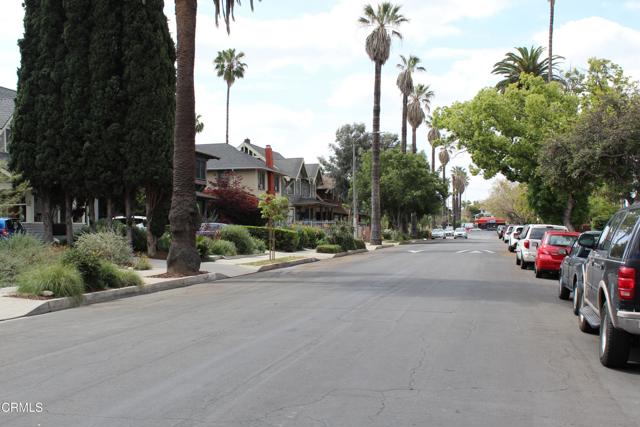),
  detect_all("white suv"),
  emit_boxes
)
[507,225,523,252]
[516,224,568,269]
